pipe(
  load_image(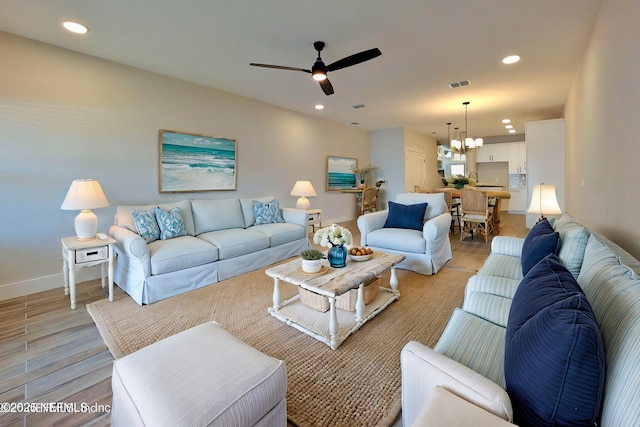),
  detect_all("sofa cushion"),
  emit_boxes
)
[366,228,426,254]
[191,199,244,234]
[582,275,640,427]
[552,213,589,278]
[521,218,559,275]
[155,207,186,240]
[434,308,506,388]
[251,223,306,247]
[577,233,637,297]
[477,253,523,281]
[384,201,427,231]
[132,208,161,243]
[198,228,270,260]
[148,236,219,275]
[253,199,285,225]
[505,254,605,427]
[395,192,446,221]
